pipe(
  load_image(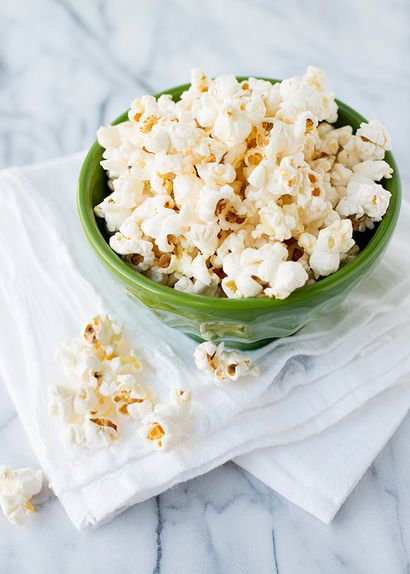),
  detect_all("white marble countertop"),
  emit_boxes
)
[1,0,410,572]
